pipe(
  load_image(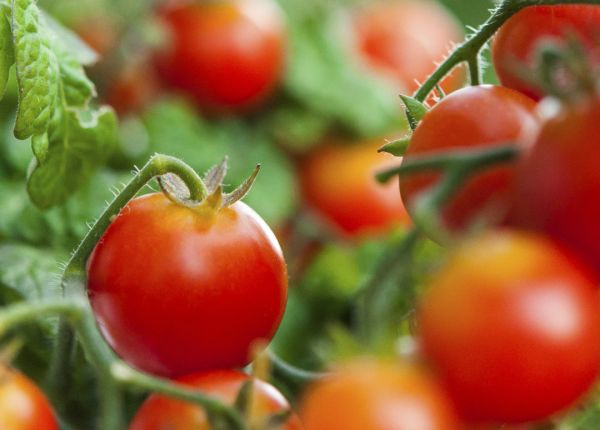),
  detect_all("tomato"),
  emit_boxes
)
[492,5,600,101]
[418,231,600,424]
[301,359,461,430]
[300,139,410,238]
[400,85,538,237]
[354,0,464,97]
[515,97,600,275]
[87,193,287,377]
[105,60,160,116]
[155,0,286,112]
[129,370,302,430]
[0,367,58,430]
